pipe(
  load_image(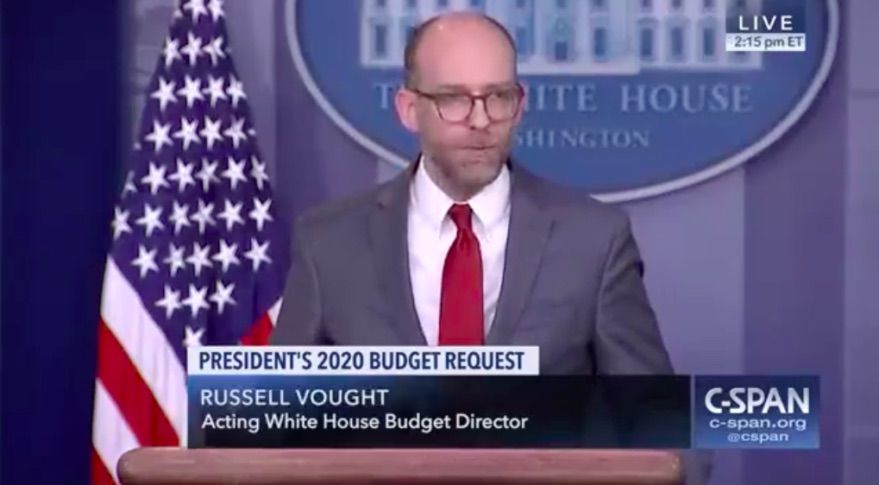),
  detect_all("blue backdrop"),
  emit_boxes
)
[1,1,123,483]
